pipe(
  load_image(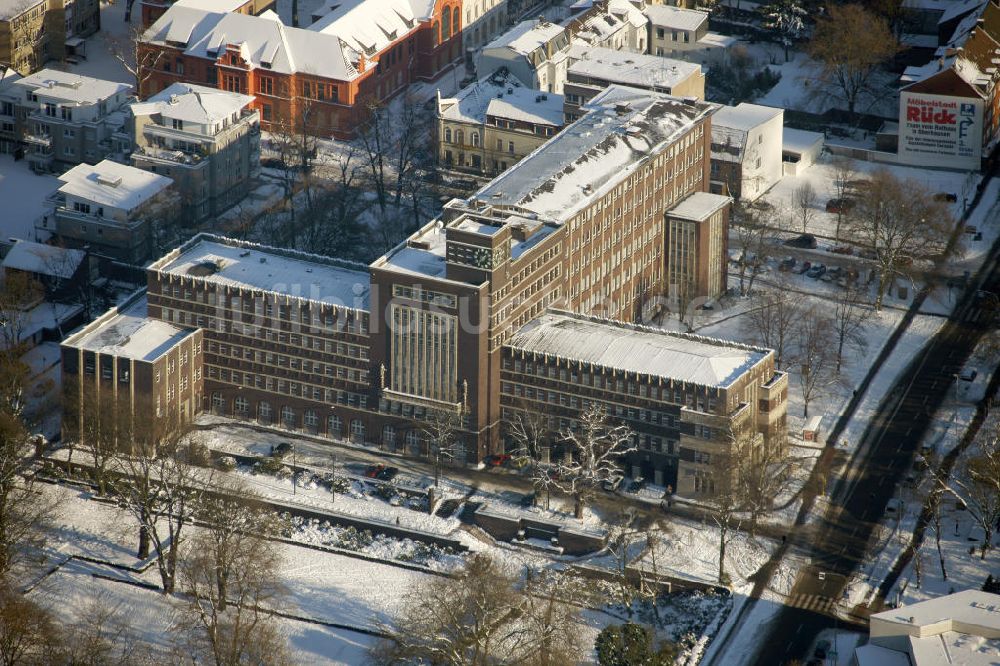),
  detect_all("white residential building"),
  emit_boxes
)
[709,102,783,202]
[129,83,260,222]
[42,159,174,264]
[478,19,572,92]
[646,4,736,67]
[855,590,1000,666]
[0,69,131,172]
